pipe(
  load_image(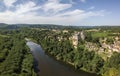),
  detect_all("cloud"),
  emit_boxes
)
[80,0,86,3]
[69,0,76,4]
[55,9,85,17]
[42,0,72,14]
[16,1,41,14]
[88,6,95,10]
[3,0,17,7]
[0,0,106,25]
